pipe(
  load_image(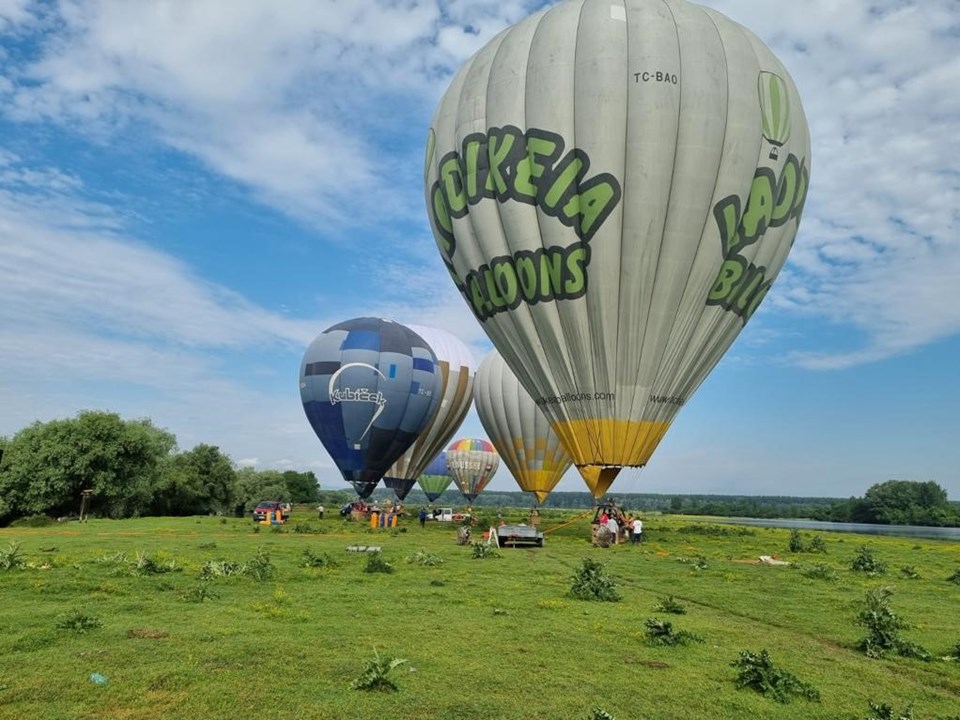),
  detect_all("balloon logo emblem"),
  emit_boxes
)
[328,362,387,447]
[759,71,792,159]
